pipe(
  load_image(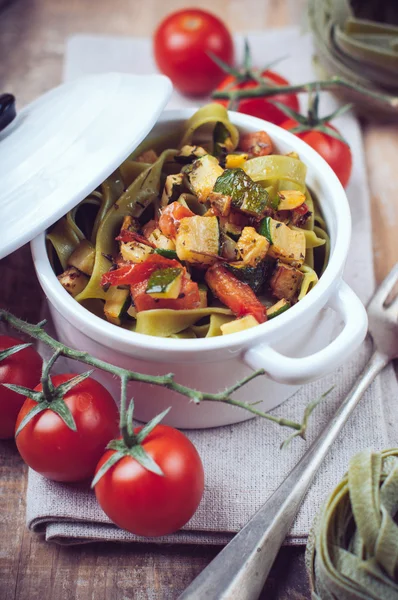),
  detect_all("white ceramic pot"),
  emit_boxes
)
[31,109,368,428]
